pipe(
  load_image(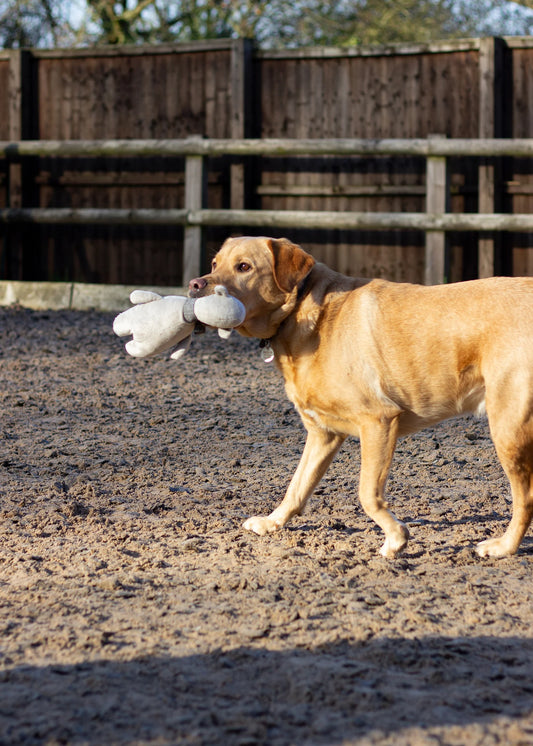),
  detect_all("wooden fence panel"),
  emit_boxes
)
[256,46,481,282]
[27,44,240,285]
[2,38,533,285]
